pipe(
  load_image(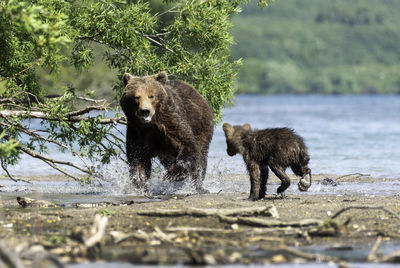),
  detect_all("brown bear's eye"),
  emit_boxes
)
[134,96,140,100]
[149,96,154,99]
